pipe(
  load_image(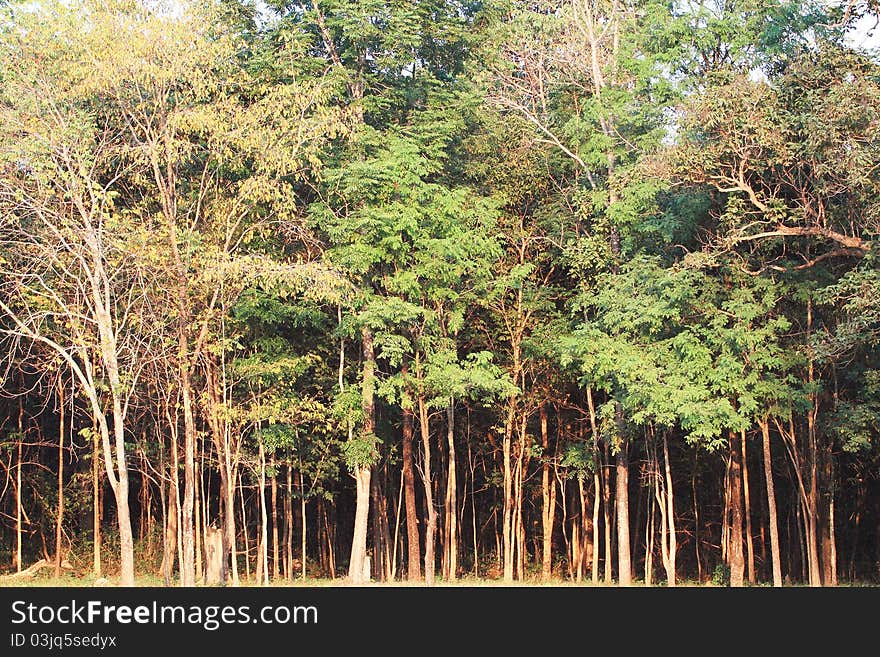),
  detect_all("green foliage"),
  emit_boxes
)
[559,441,594,481]
[342,432,380,469]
